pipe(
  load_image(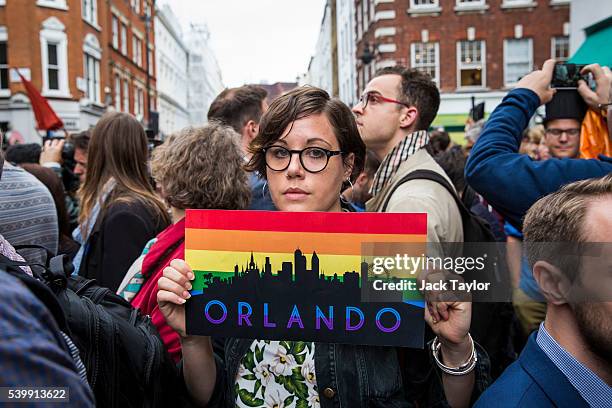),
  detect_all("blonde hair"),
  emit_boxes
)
[523,174,612,279]
[150,123,251,210]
